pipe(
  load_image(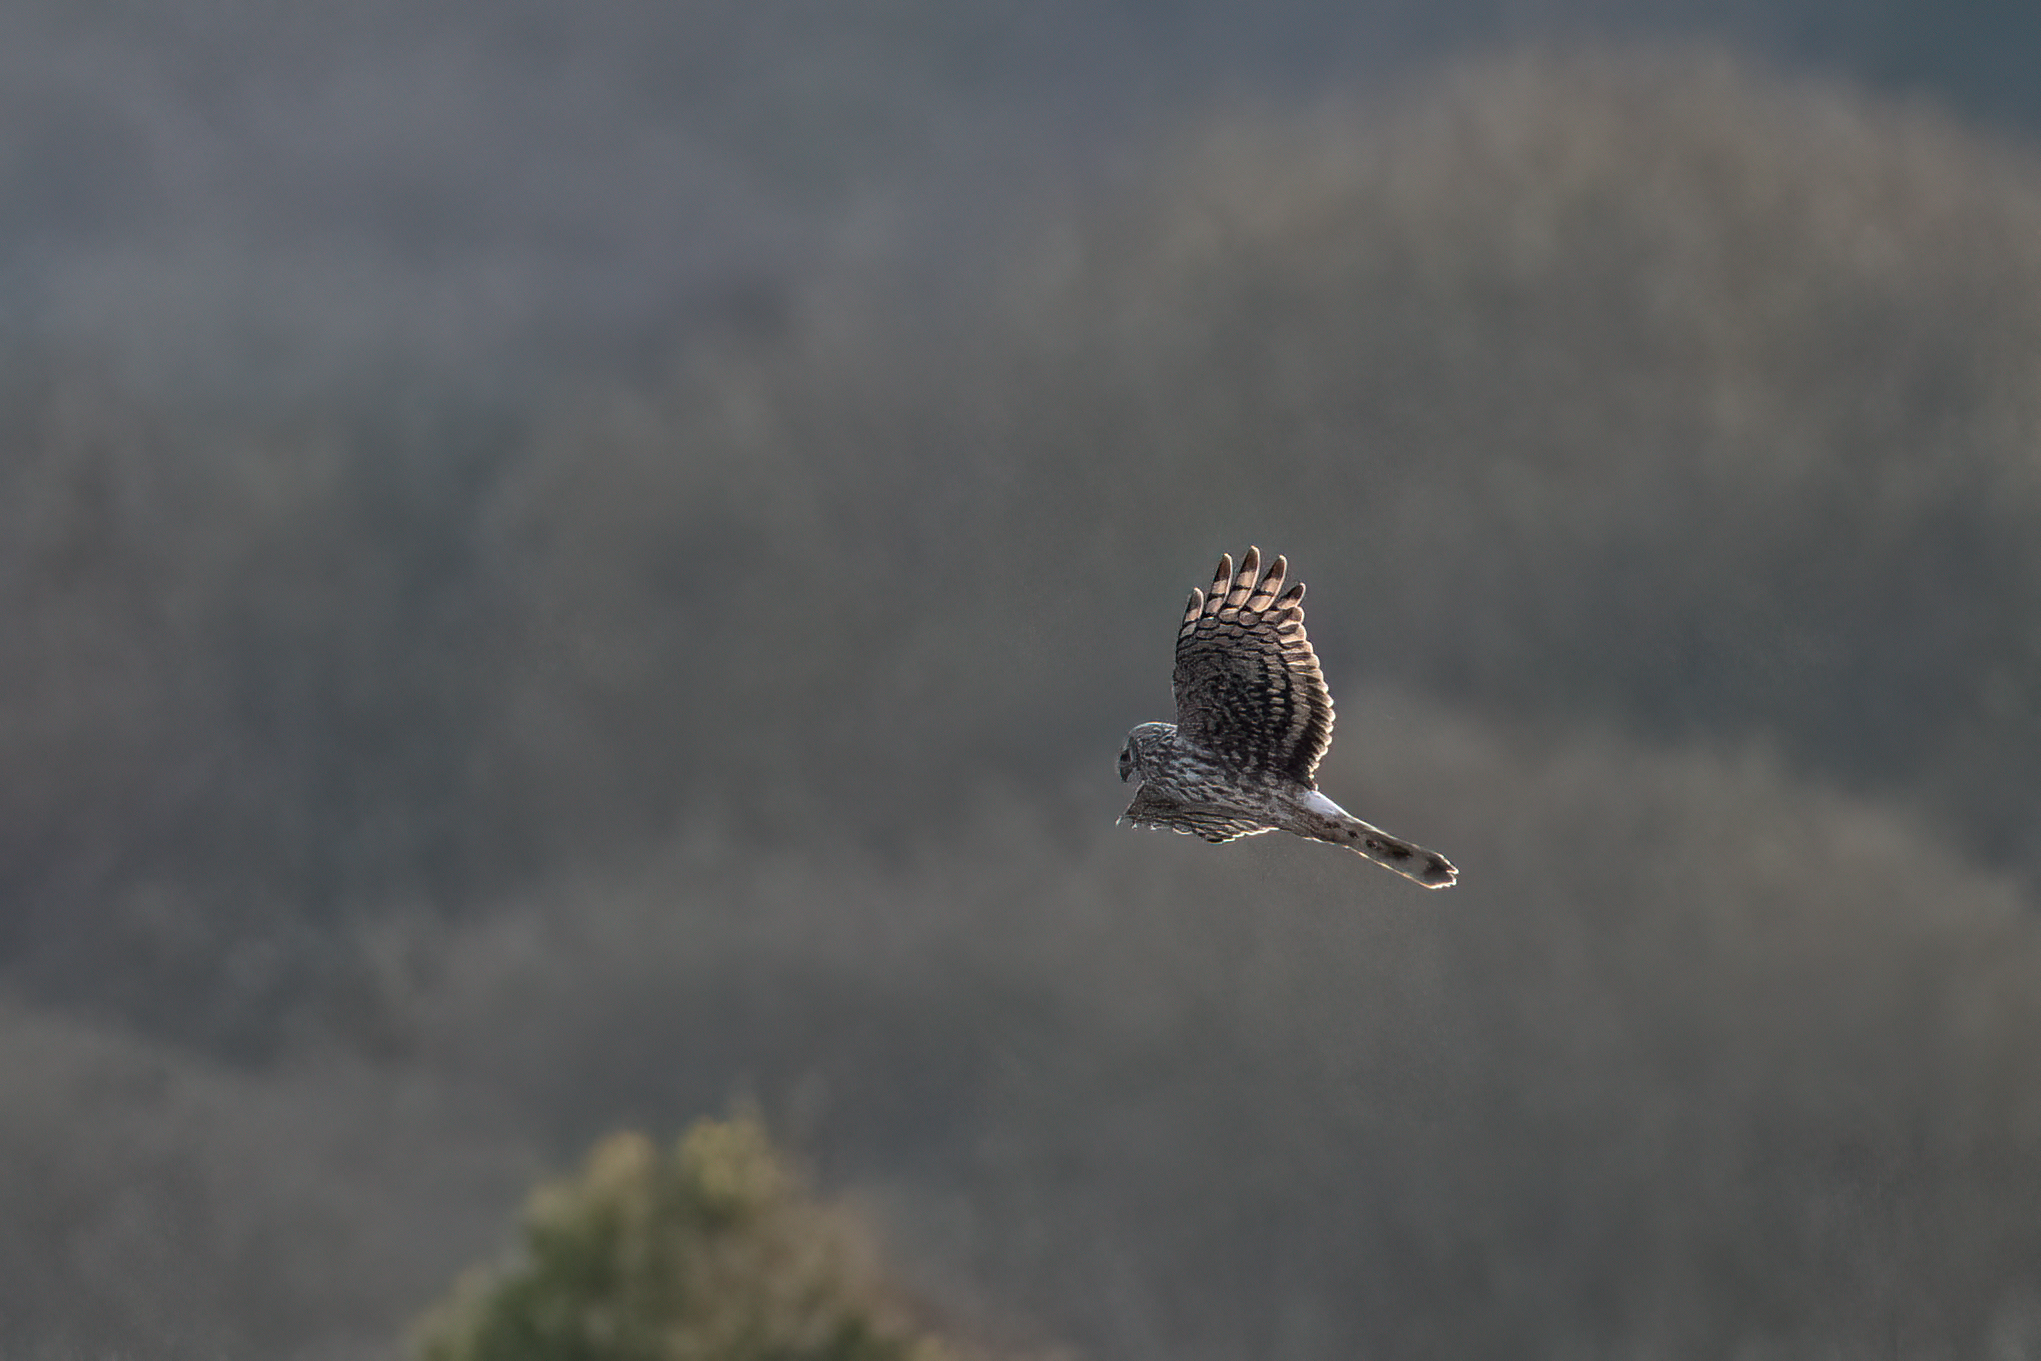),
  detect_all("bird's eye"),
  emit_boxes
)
[1118,744,1134,781]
